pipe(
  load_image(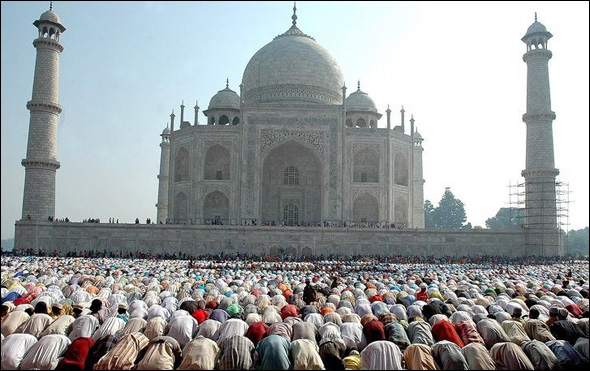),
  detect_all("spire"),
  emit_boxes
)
[50,1,53,10]
[401,105,406,133]
[170,109,176,132]
[357,80,361,91]
[180,101,185,126]
[275,0,314,41]
[535,12,537,22]
[226,78,229,89]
